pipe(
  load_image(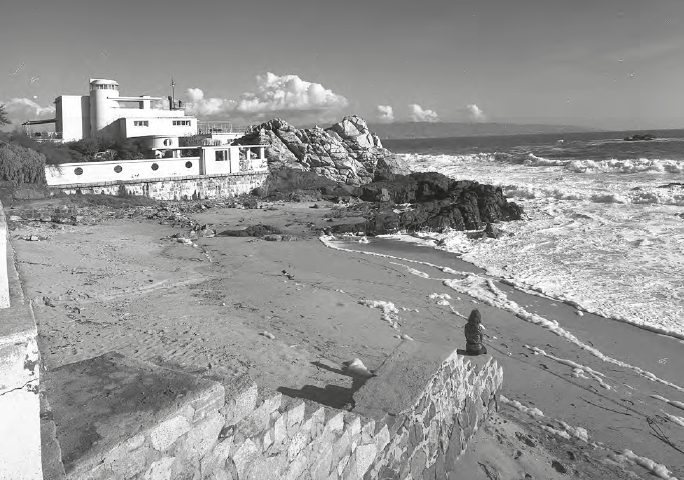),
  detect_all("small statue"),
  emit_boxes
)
[464,309,487,355]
